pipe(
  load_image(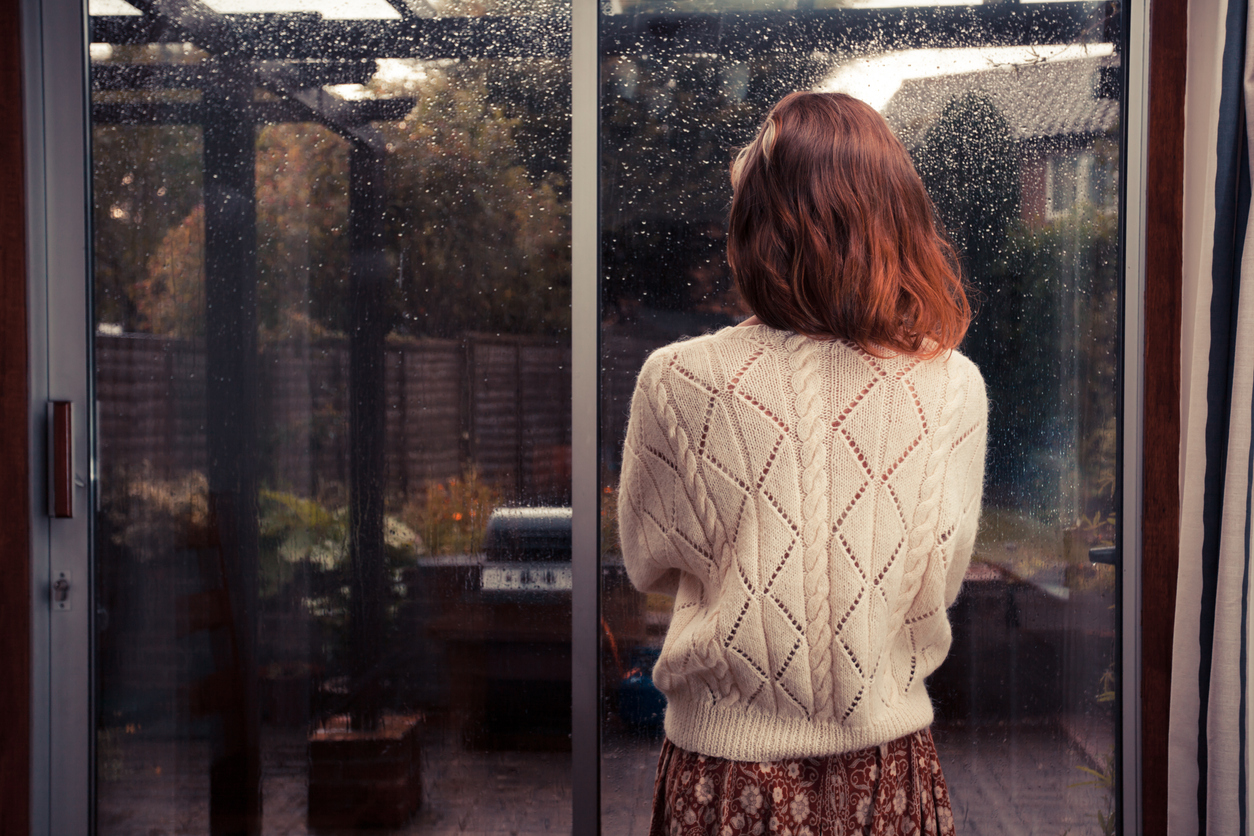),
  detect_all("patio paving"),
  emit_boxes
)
[98,719,1112,835]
